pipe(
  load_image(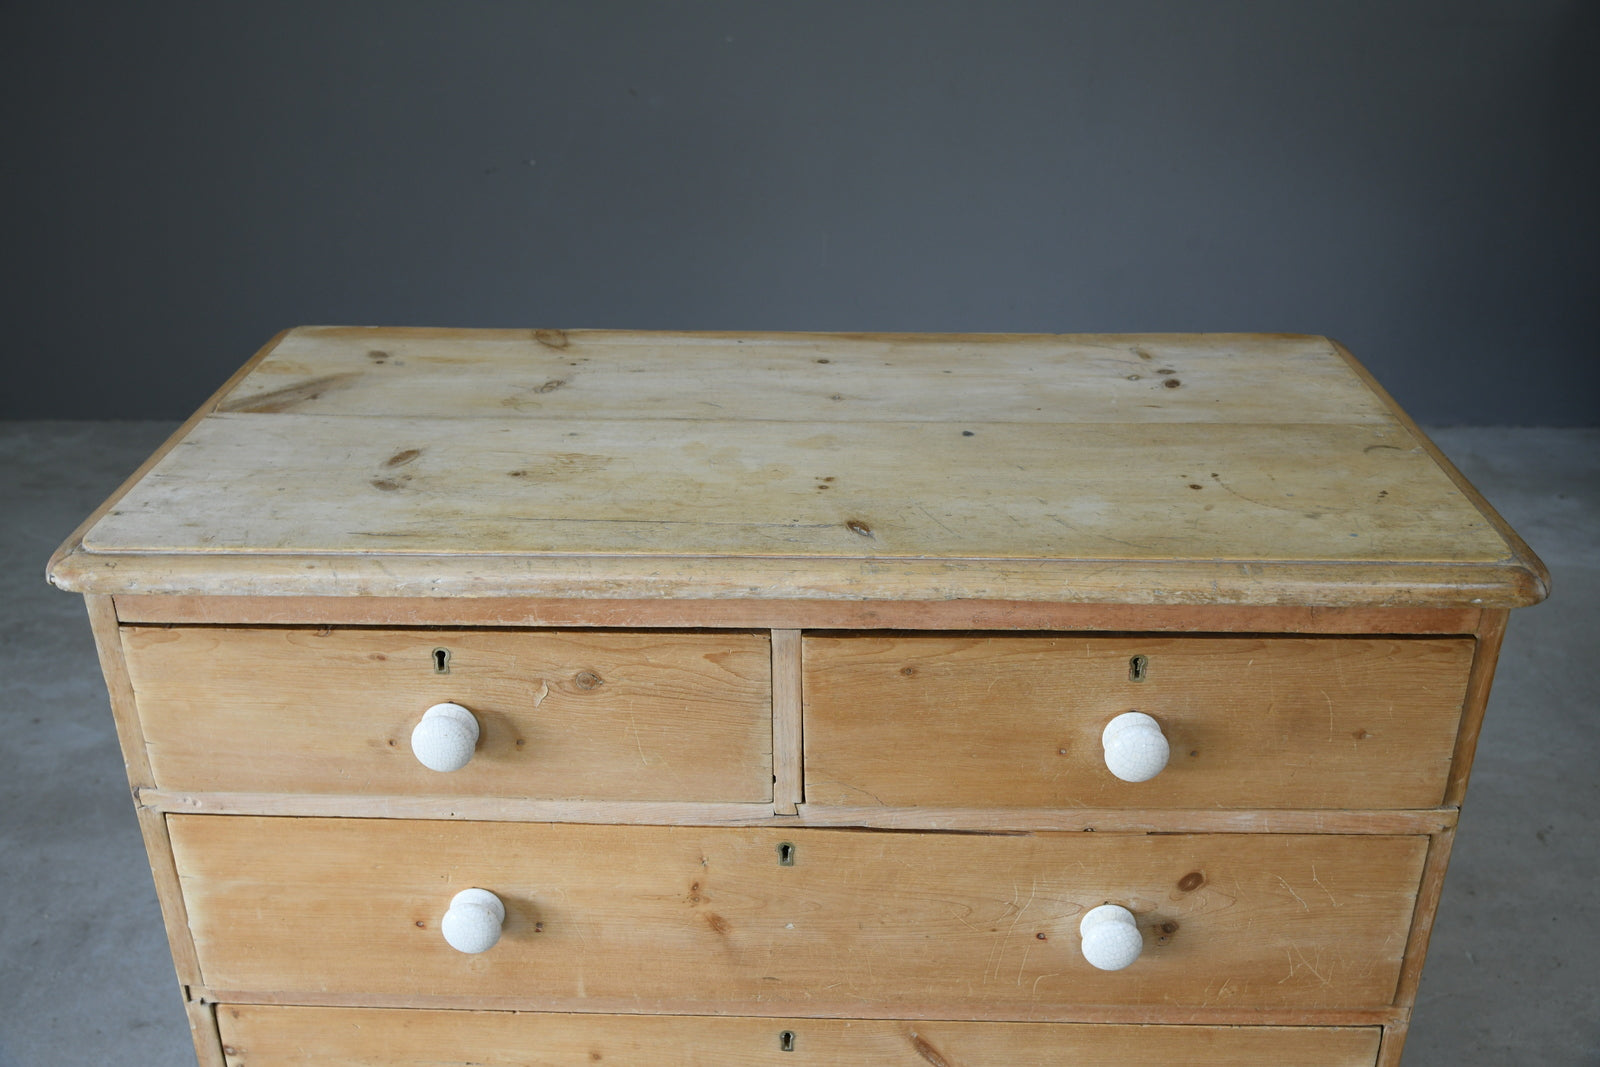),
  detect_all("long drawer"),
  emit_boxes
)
[217,1005,1383,1065]
[123,627,773,802]
[171,817,1426,1015]
[804,635,1474,809]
